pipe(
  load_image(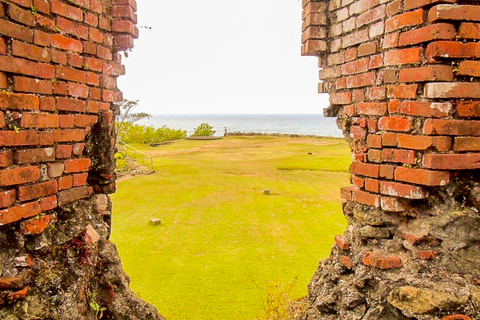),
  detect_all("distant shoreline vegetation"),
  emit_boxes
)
[118,123,187,144]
